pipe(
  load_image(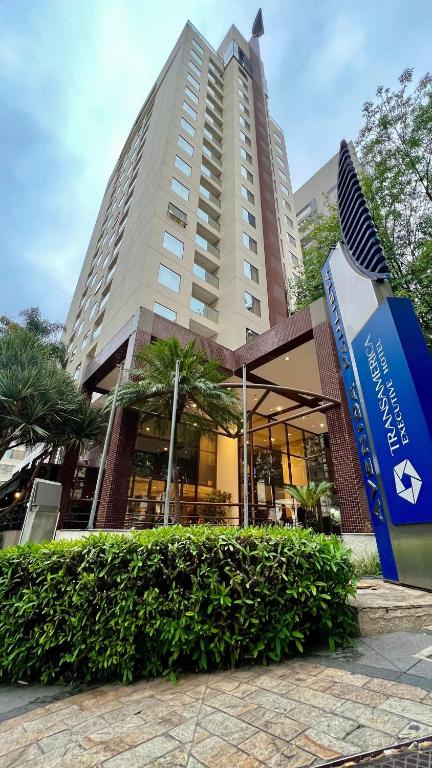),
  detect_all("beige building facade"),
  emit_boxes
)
[63,20,303,377]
